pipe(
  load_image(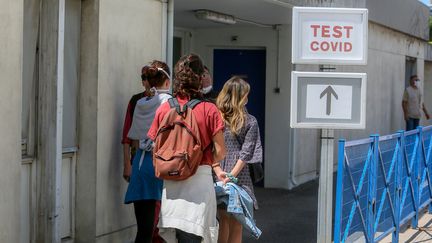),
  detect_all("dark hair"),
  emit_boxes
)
[173,54,204,99]
[410,75,418,81]
[141,60,170,88]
